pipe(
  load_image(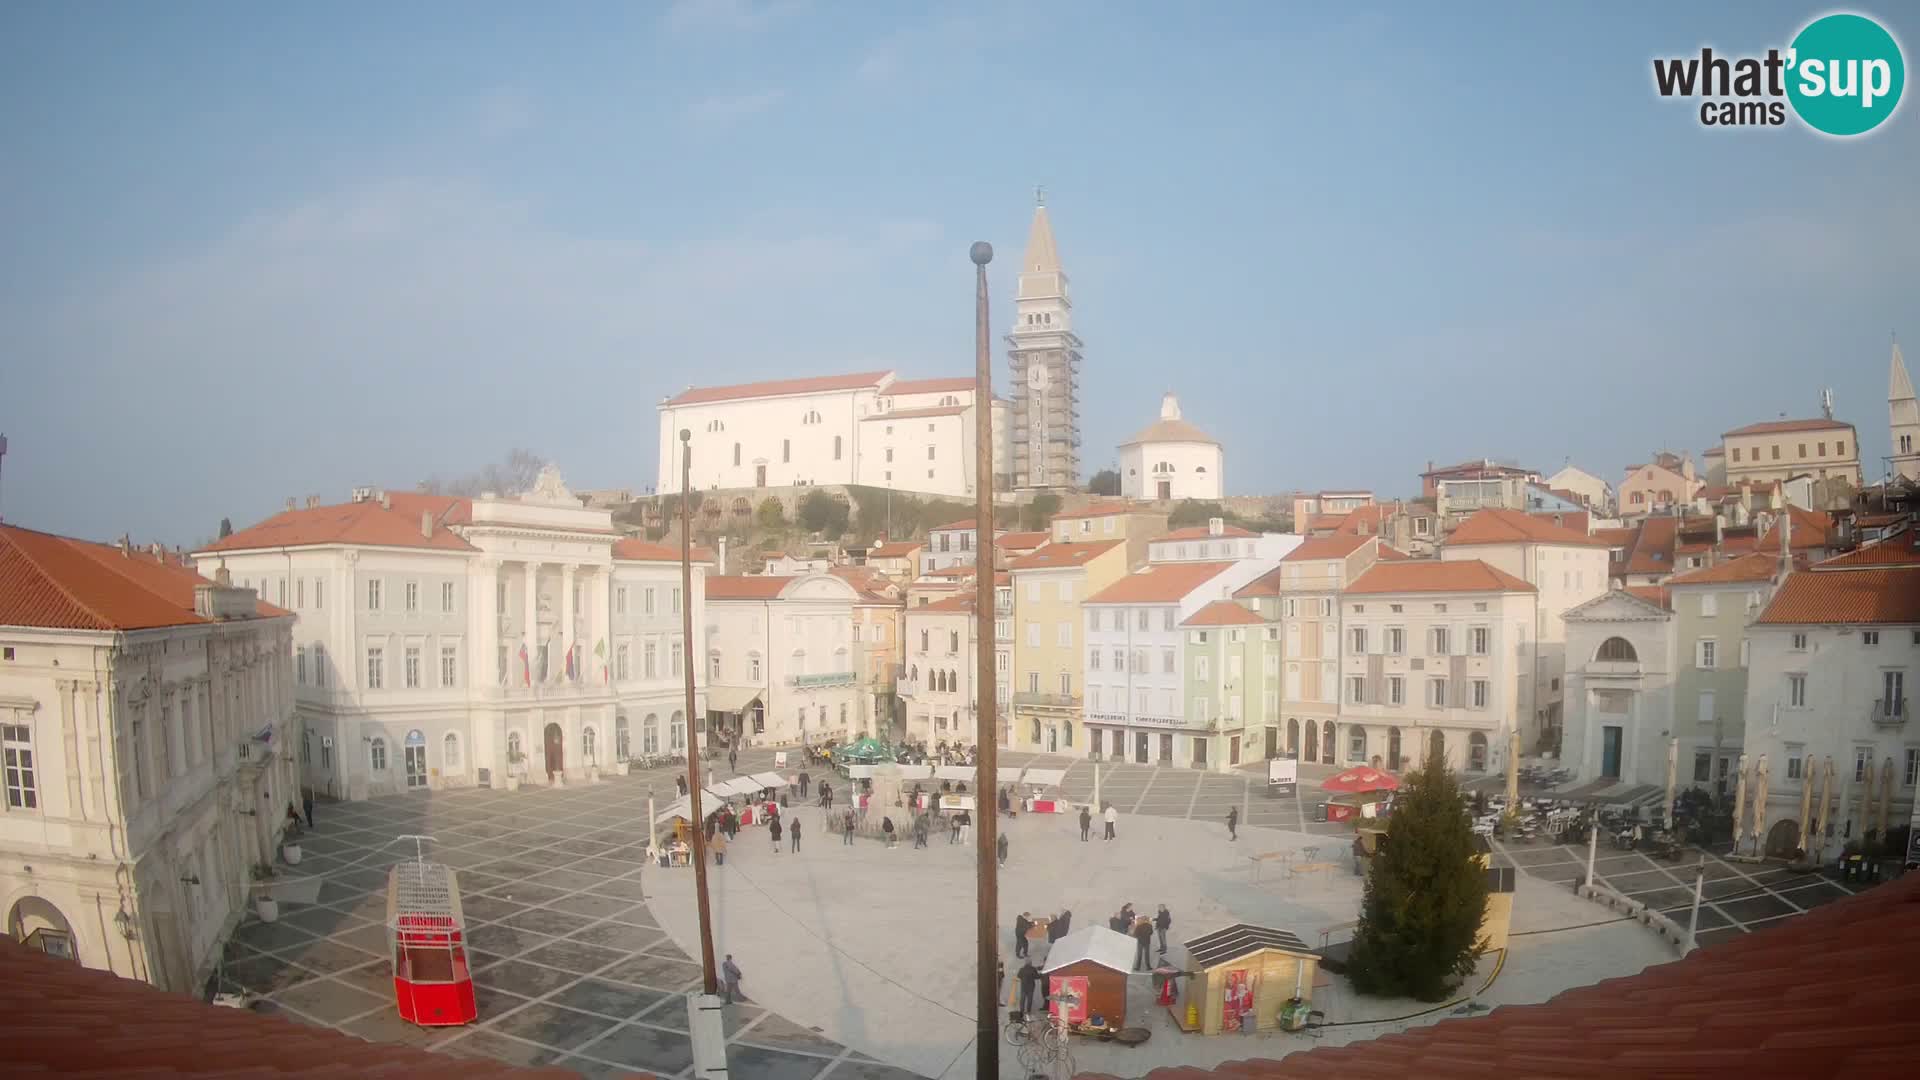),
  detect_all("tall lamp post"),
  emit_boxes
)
[680,430,719,995]
[969,240,1000,1080]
